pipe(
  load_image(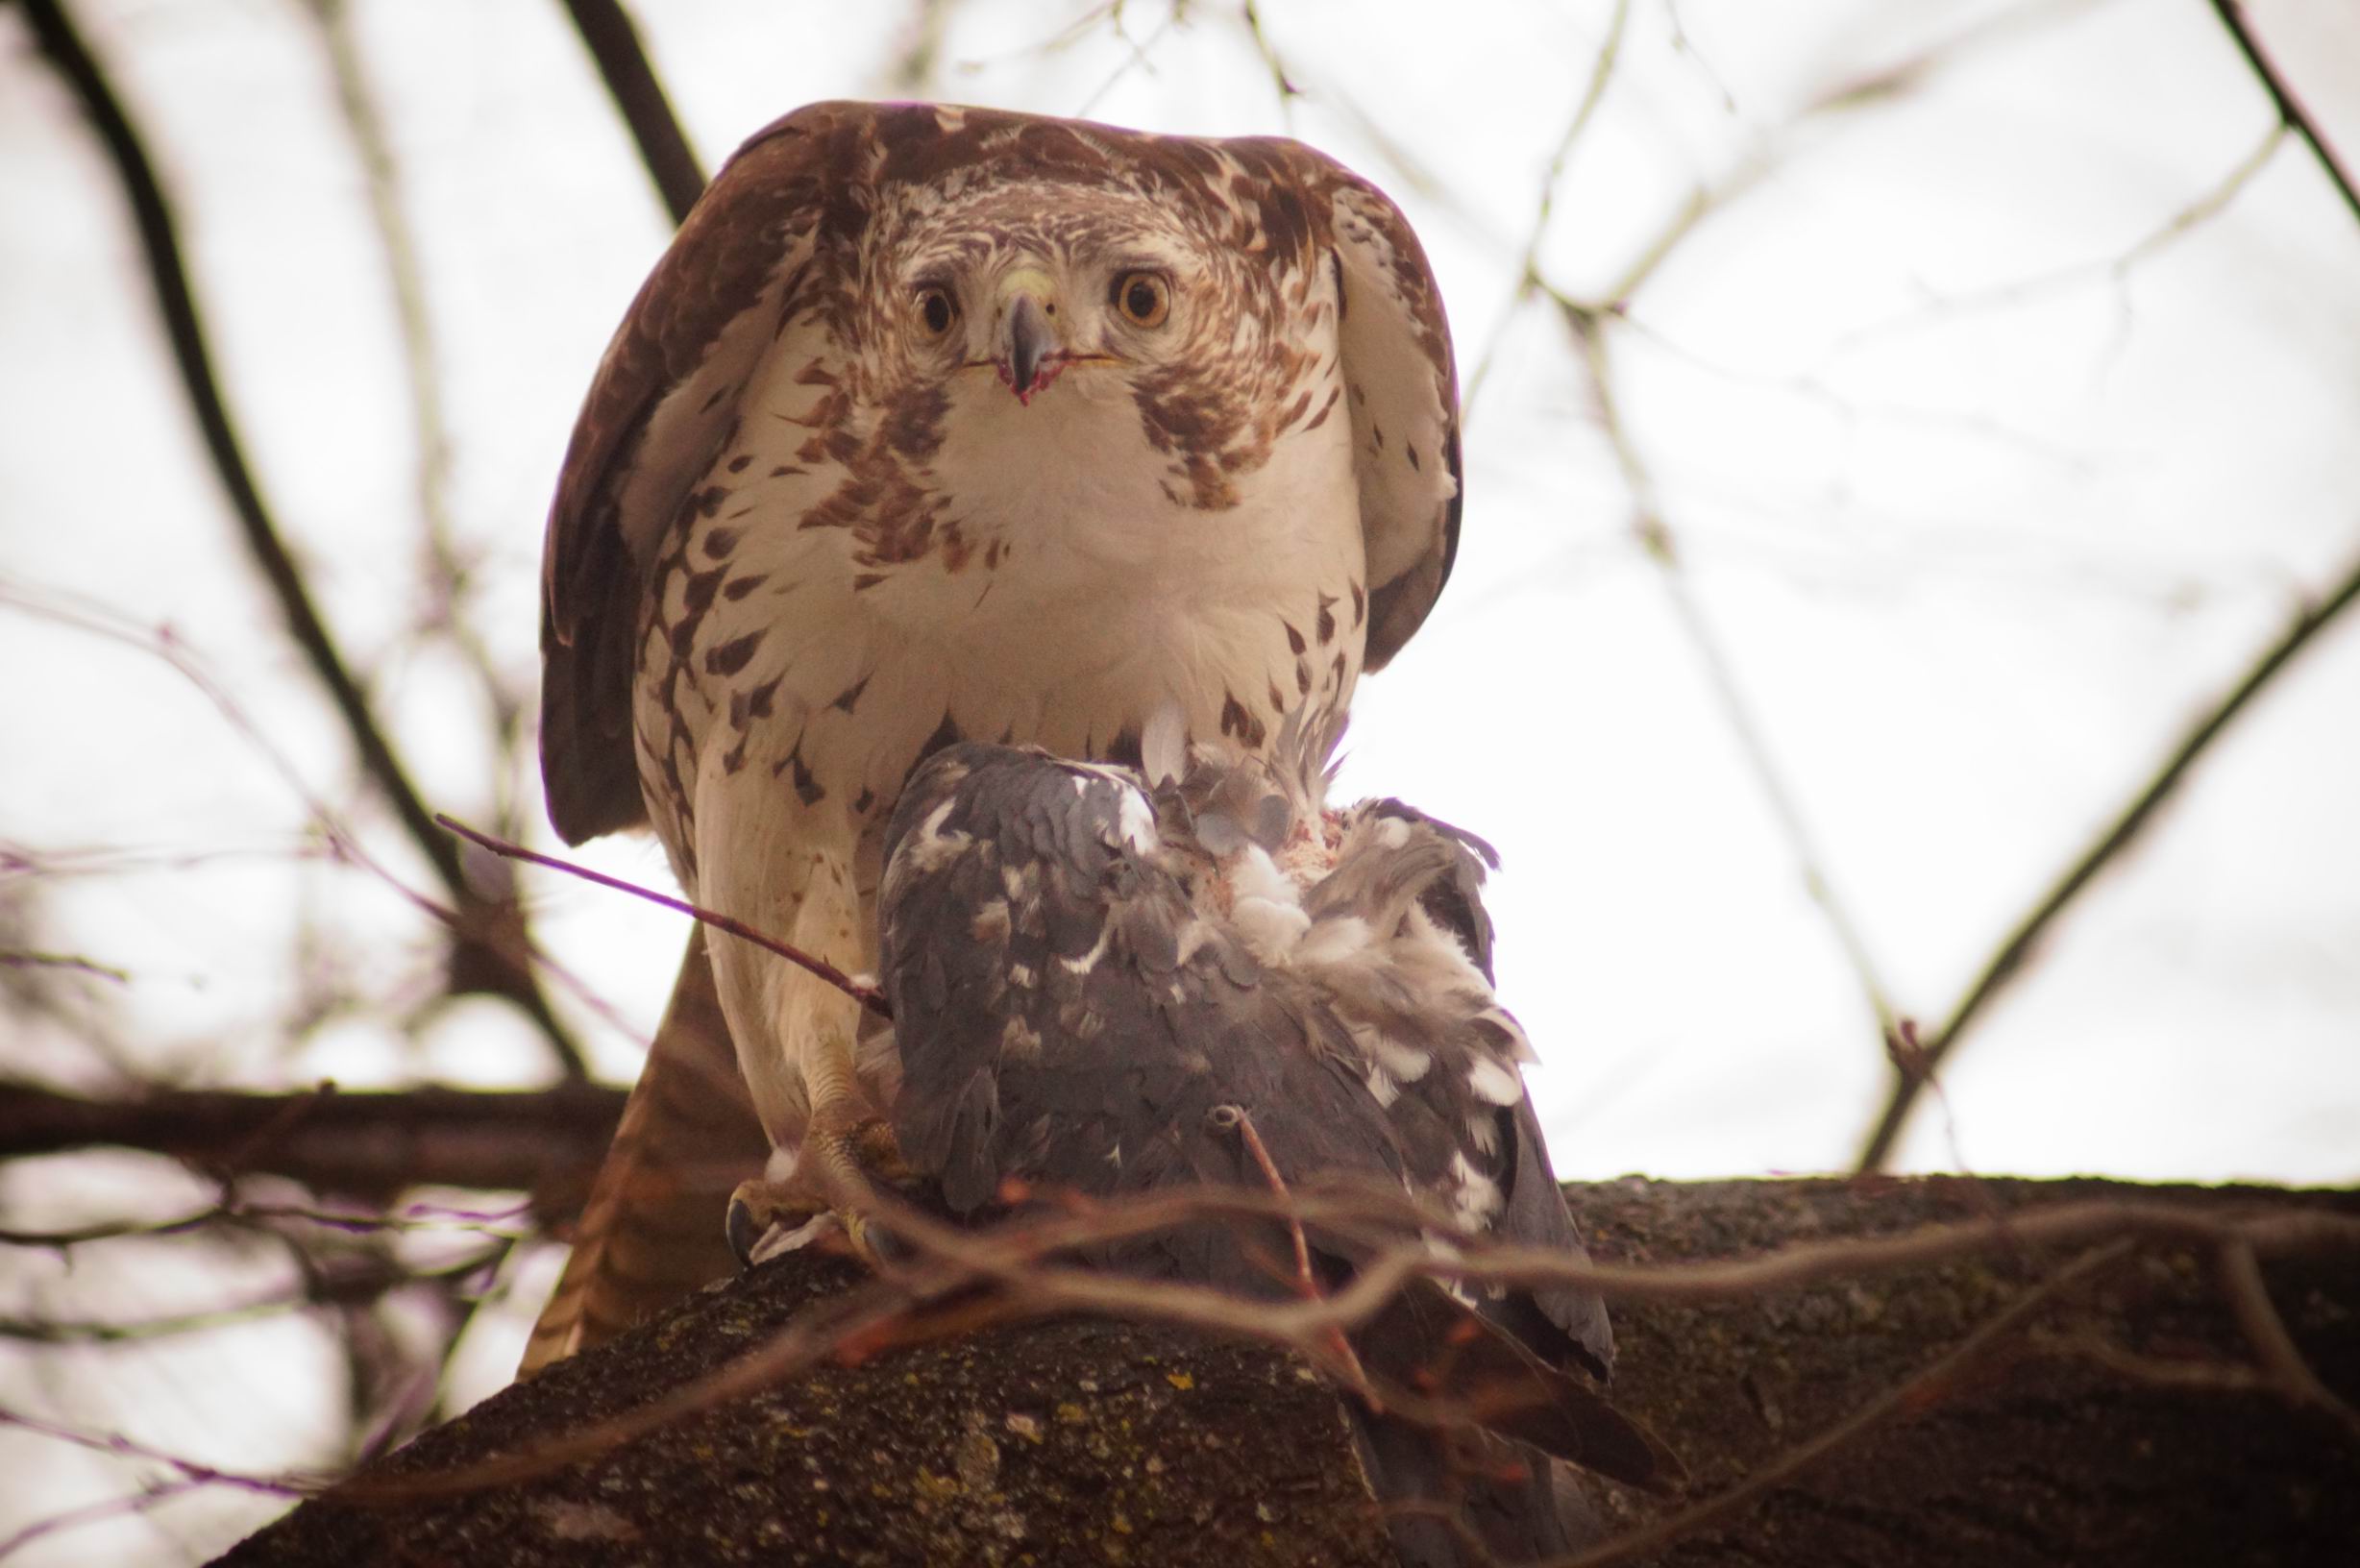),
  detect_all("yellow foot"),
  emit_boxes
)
[725,1113,910,1269]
